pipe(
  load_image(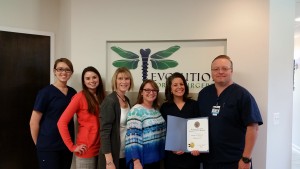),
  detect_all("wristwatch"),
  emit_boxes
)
[241,156,252,163]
